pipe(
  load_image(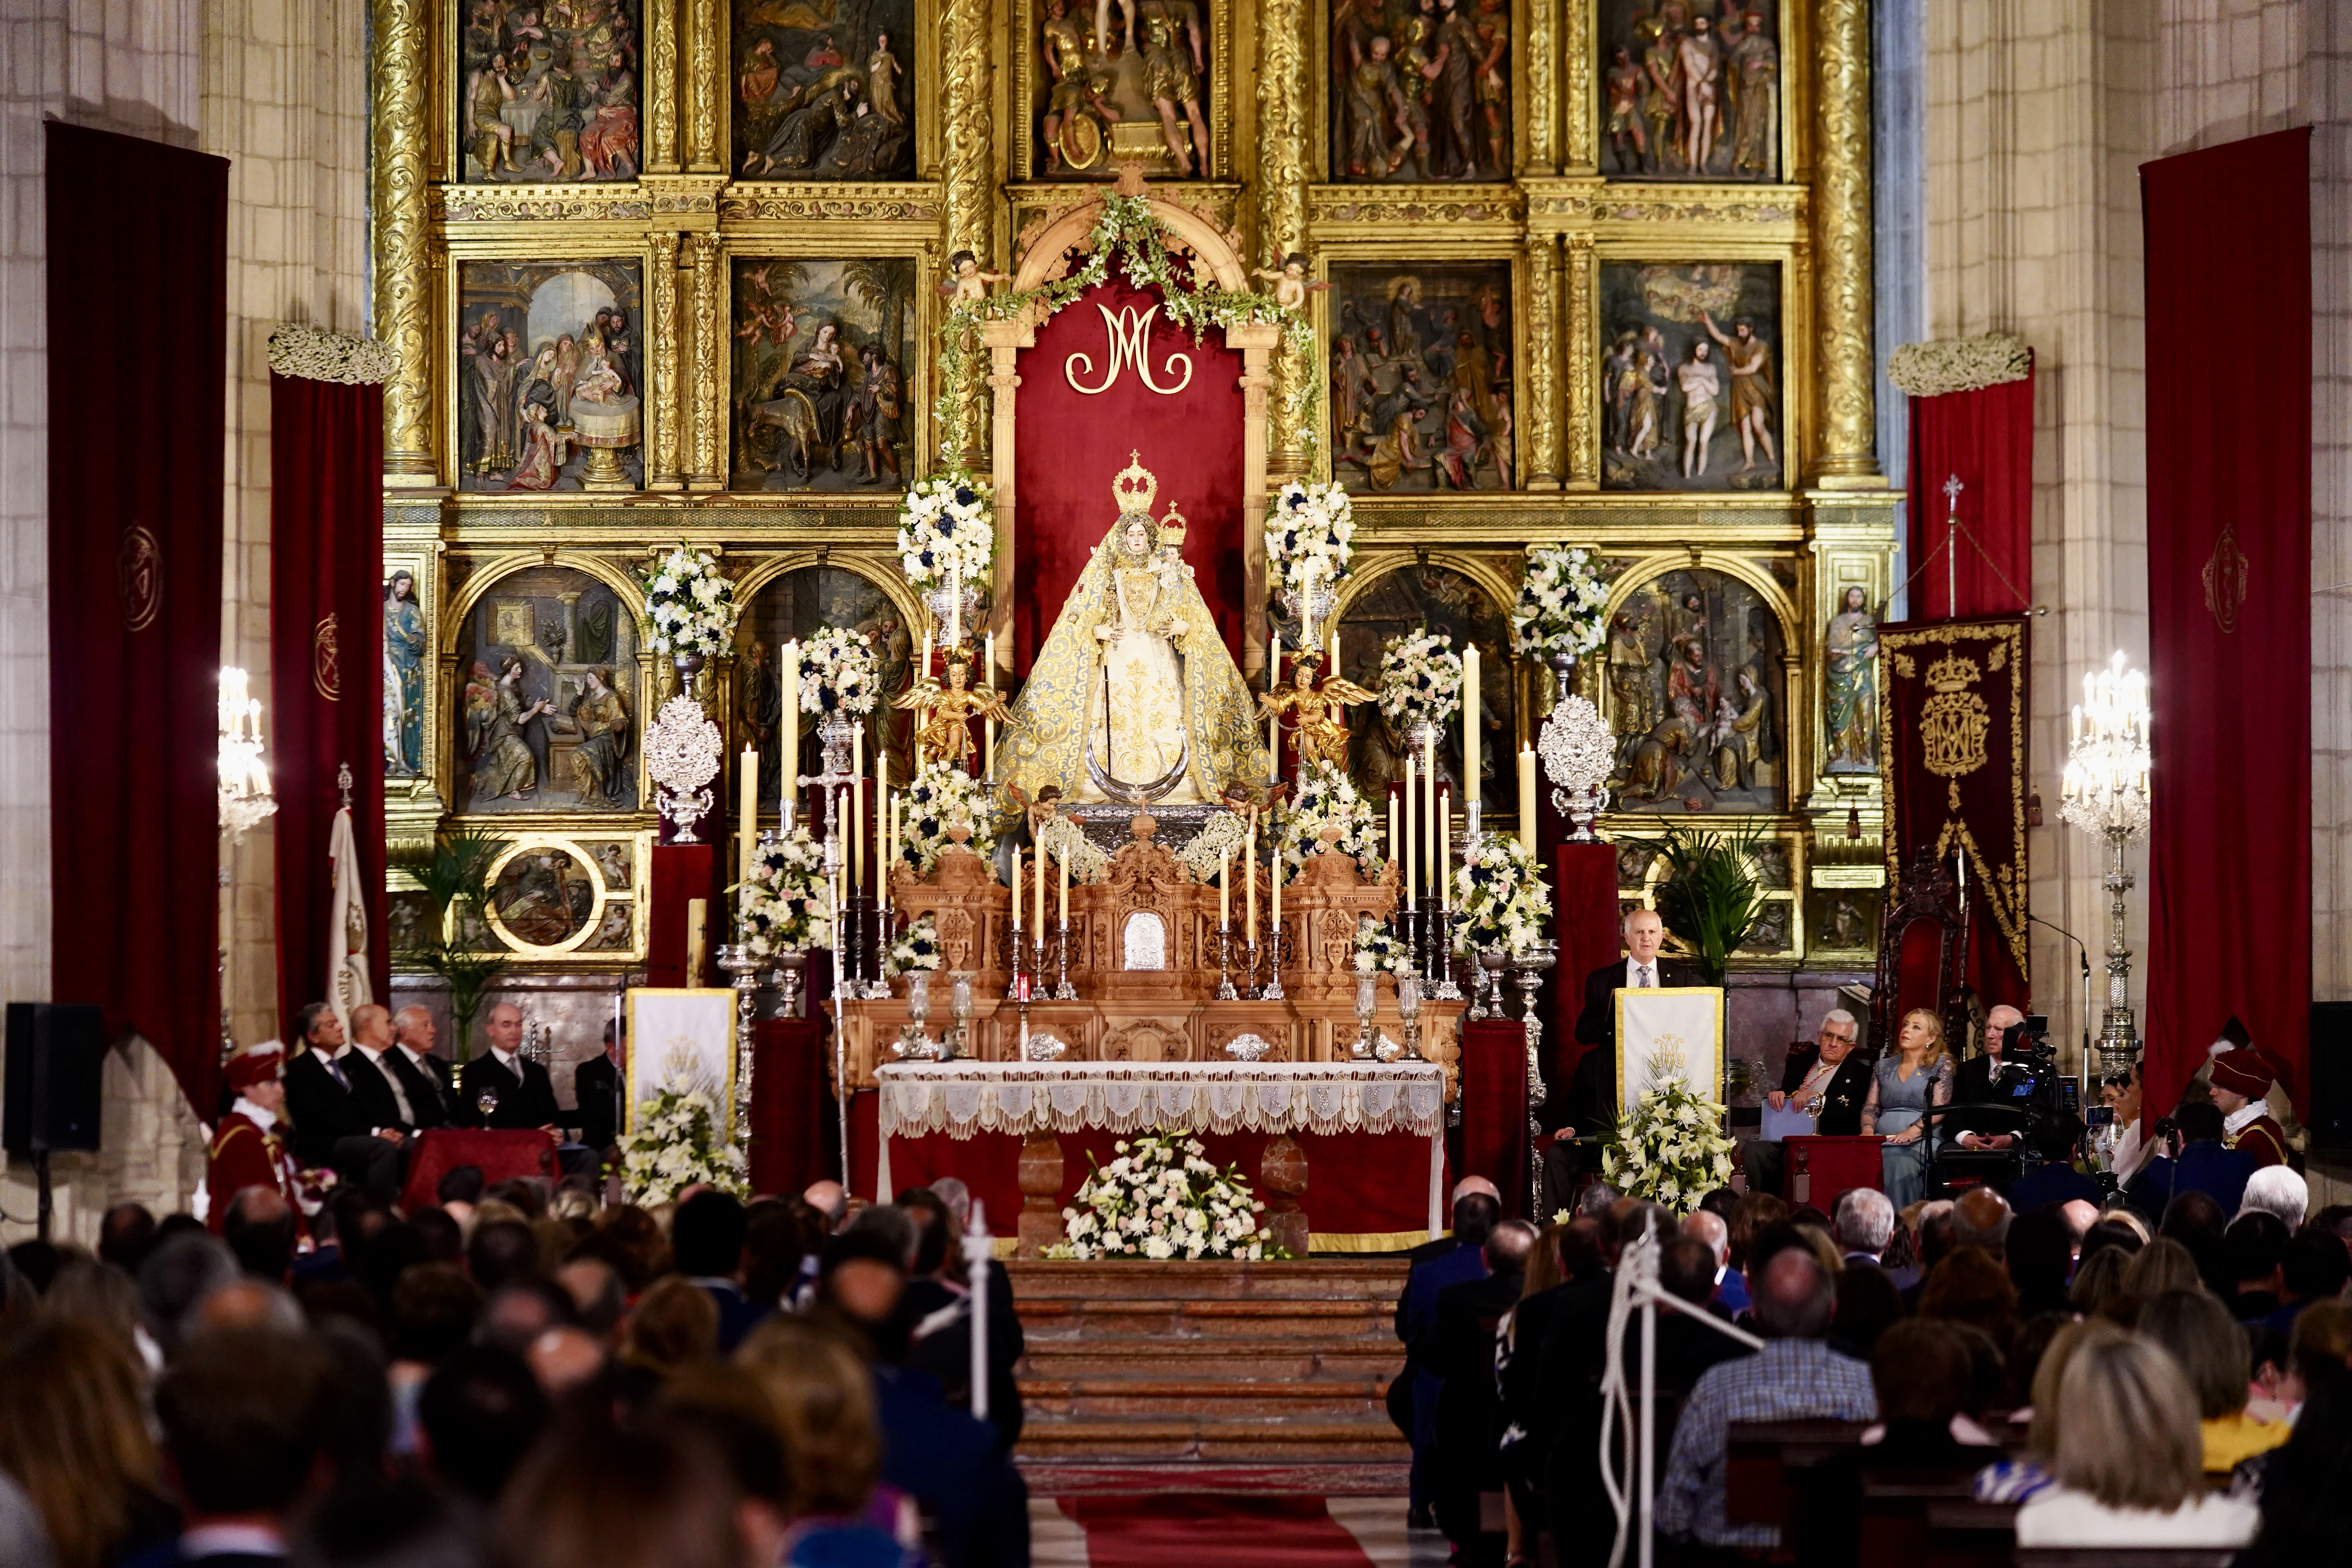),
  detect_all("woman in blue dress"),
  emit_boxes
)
[1863,1007,1953,1209]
